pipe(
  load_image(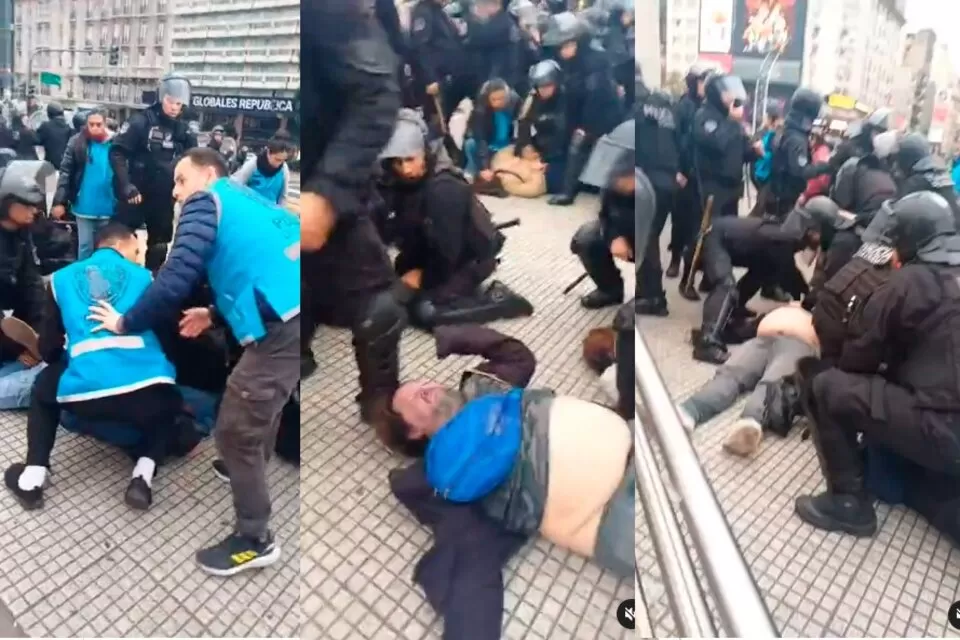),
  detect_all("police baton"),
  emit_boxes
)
[562,272,589,295]
[495,218,520,231]
[681,194,715,296]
